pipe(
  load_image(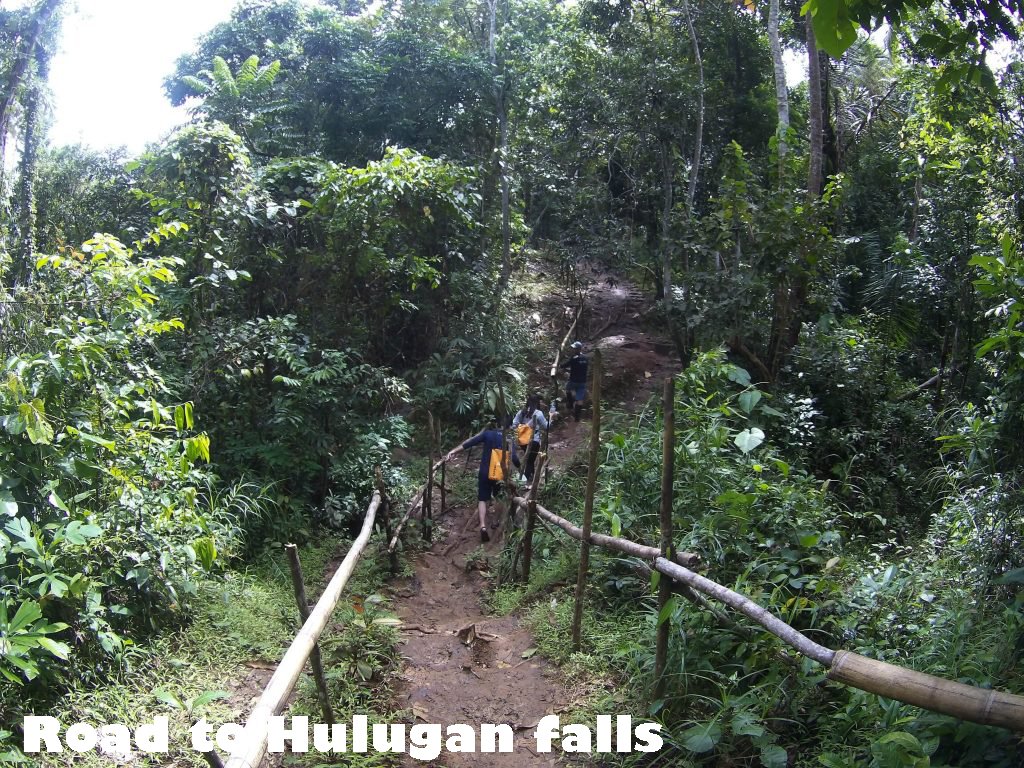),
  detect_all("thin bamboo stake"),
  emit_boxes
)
[522,453,548,583]
[425,412,435,542]
[225,493,380,768]
[440,456,447,518]
[284,545,334,726]
[387,458,445,554]
[654,378,675,698]
[375,468,398,571]
[549,299,584,379]
[387,488,425,554]
[518,499,700,568]
[828,650,1024,732]
[571,349,601,651]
